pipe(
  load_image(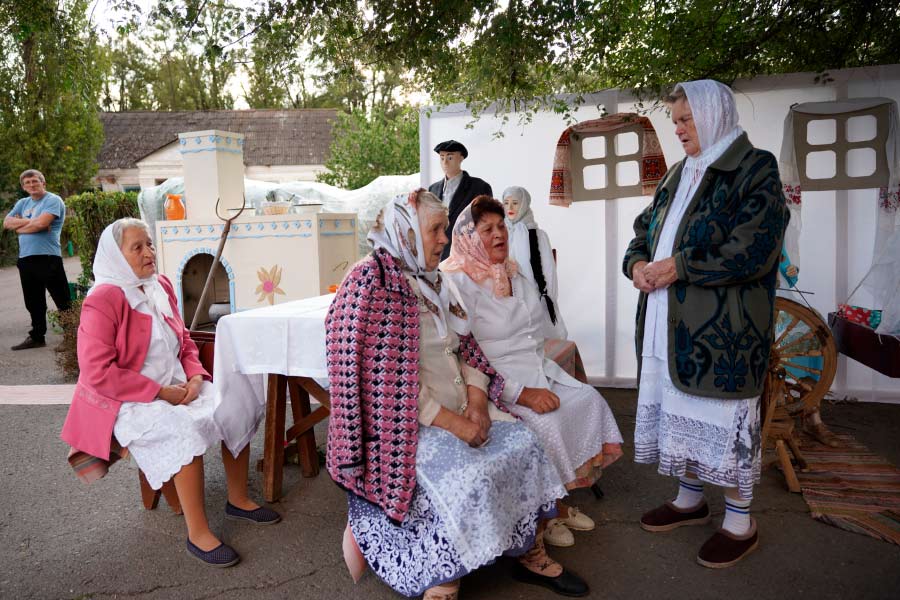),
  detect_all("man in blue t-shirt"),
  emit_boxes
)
[2,169,71,350]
